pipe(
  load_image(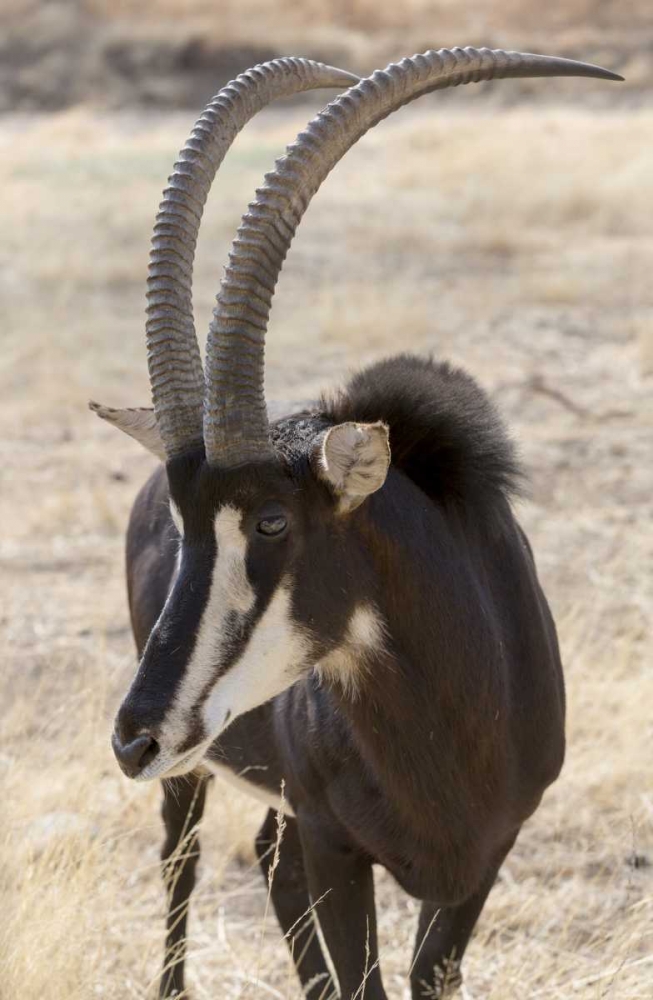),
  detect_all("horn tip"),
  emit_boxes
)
[323,65,360,86]
[581,62,624,82]
[532,53,625,82]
